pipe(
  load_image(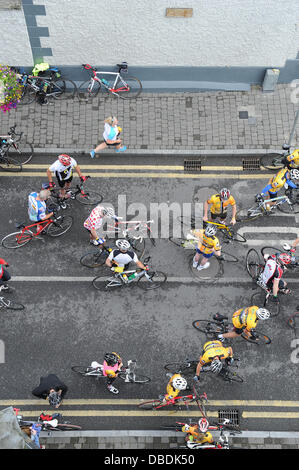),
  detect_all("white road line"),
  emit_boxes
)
[11,276,299,283]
